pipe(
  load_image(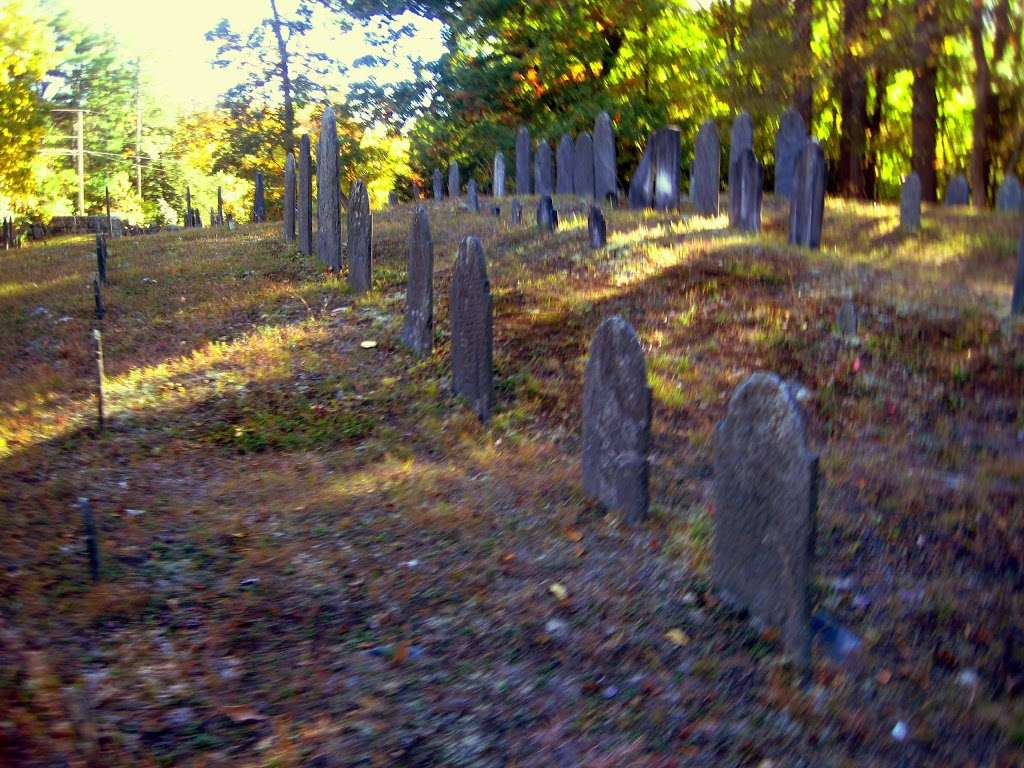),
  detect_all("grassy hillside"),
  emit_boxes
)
[1,194,1022,766]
